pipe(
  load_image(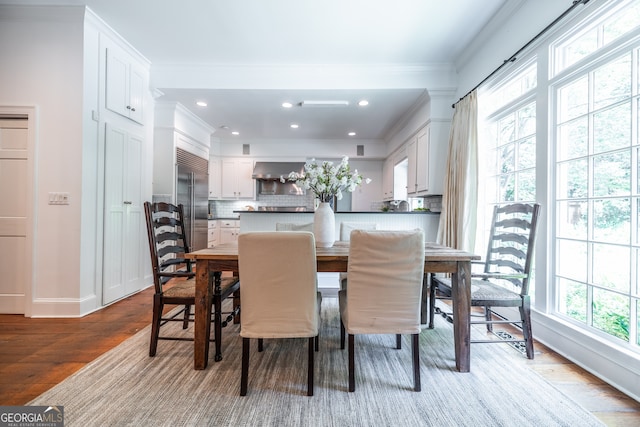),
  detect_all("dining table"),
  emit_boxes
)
[186,241,480,372]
